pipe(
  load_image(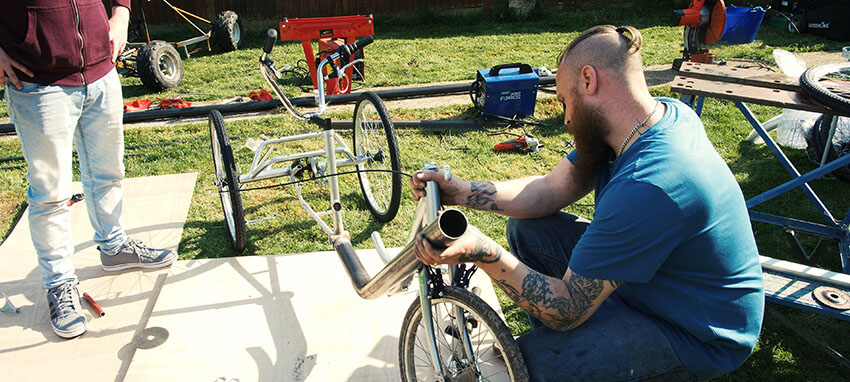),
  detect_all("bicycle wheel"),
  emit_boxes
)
[399,286,529,382]
[800,62,850,115]
[209,110,246,252]
[352,91,402,222]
